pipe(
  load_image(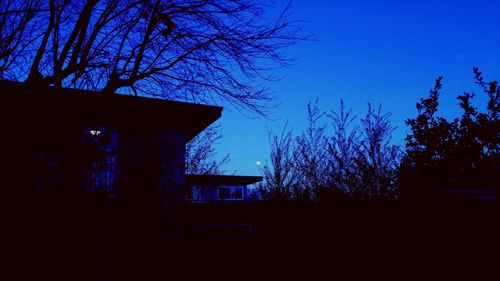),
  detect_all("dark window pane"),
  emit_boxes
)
[232,188,243,199]
[218,187,230,200]
[192,186,202,201]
